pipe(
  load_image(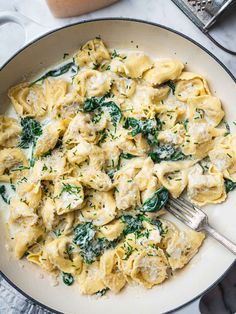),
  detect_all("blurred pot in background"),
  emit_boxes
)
[46,0,119,18]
